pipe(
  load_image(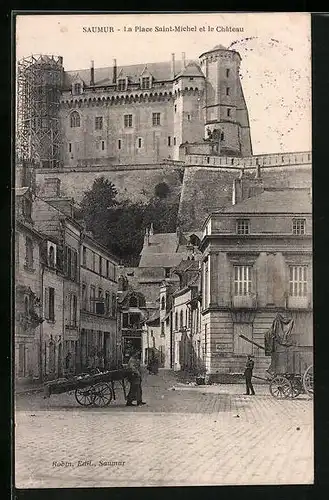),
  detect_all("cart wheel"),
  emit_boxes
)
[75,386,95,406]
[92,383,113,407]
[269,375,292,399]
[291,376,303,398]
[303,364,314,397]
